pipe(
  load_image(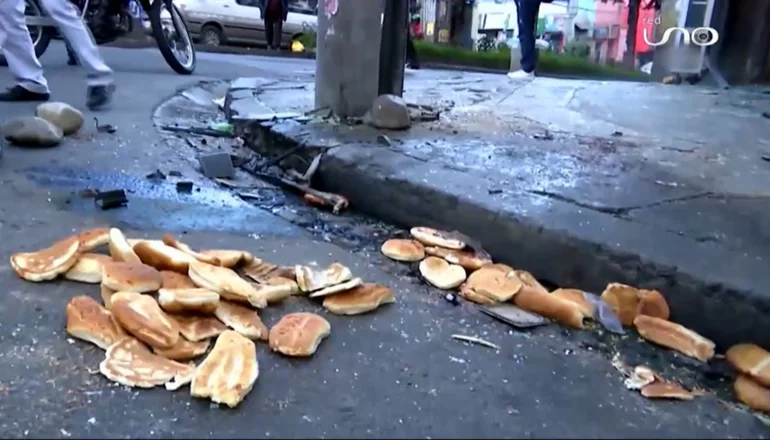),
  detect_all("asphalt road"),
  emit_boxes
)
[0,44,769,439]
